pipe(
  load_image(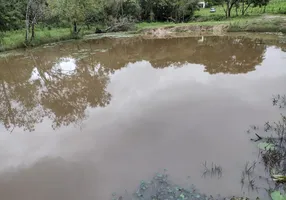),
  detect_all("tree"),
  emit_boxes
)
[25,0,48,42]
[241,0,270,15]
[175,0,199,22]
[206,0,239,18]
[59,0,95,35]
[139,0,155,21]
[0,0,25,31]
[139,0,198,22]
[207,0,270,17]
[222,0,240,18]
[252,0,270,13]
